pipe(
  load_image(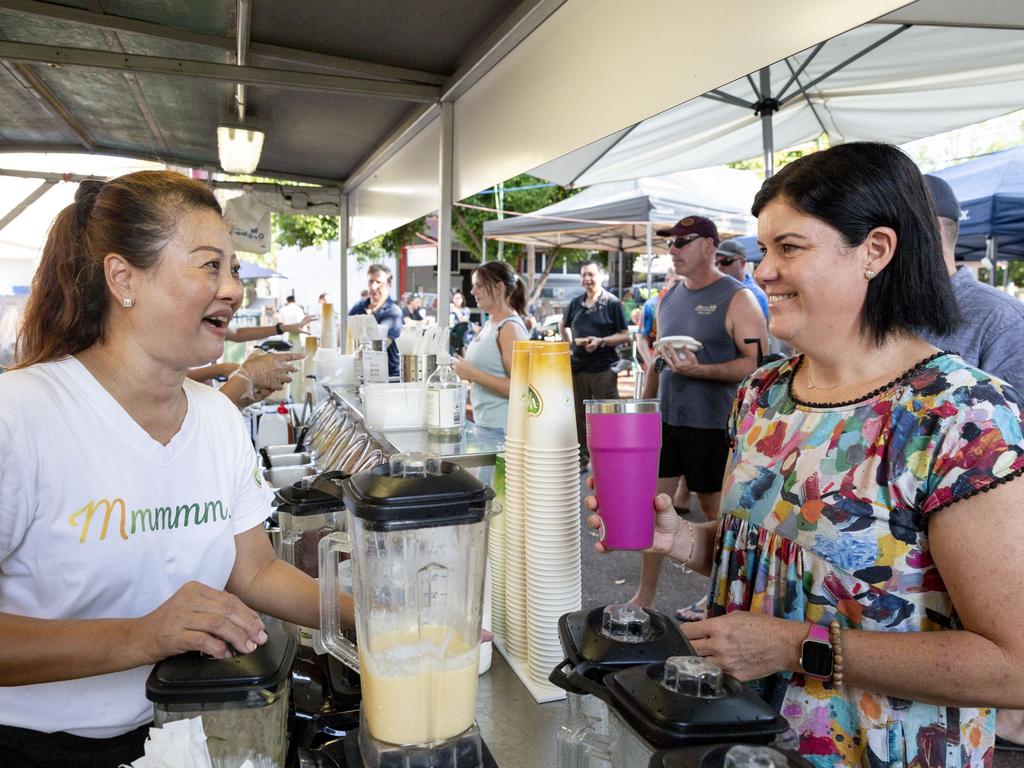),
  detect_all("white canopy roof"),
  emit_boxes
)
[533,5,1024,186]
[483,168,761,253]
